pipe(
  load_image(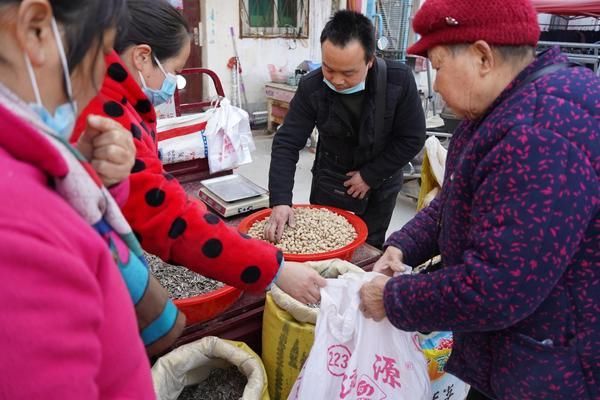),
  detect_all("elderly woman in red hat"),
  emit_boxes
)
[359,0,599,399]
